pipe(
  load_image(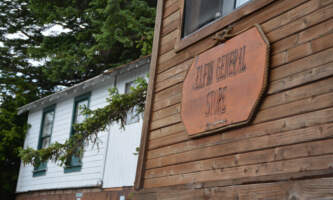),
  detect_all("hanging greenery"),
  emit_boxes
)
[19,77,148,167]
